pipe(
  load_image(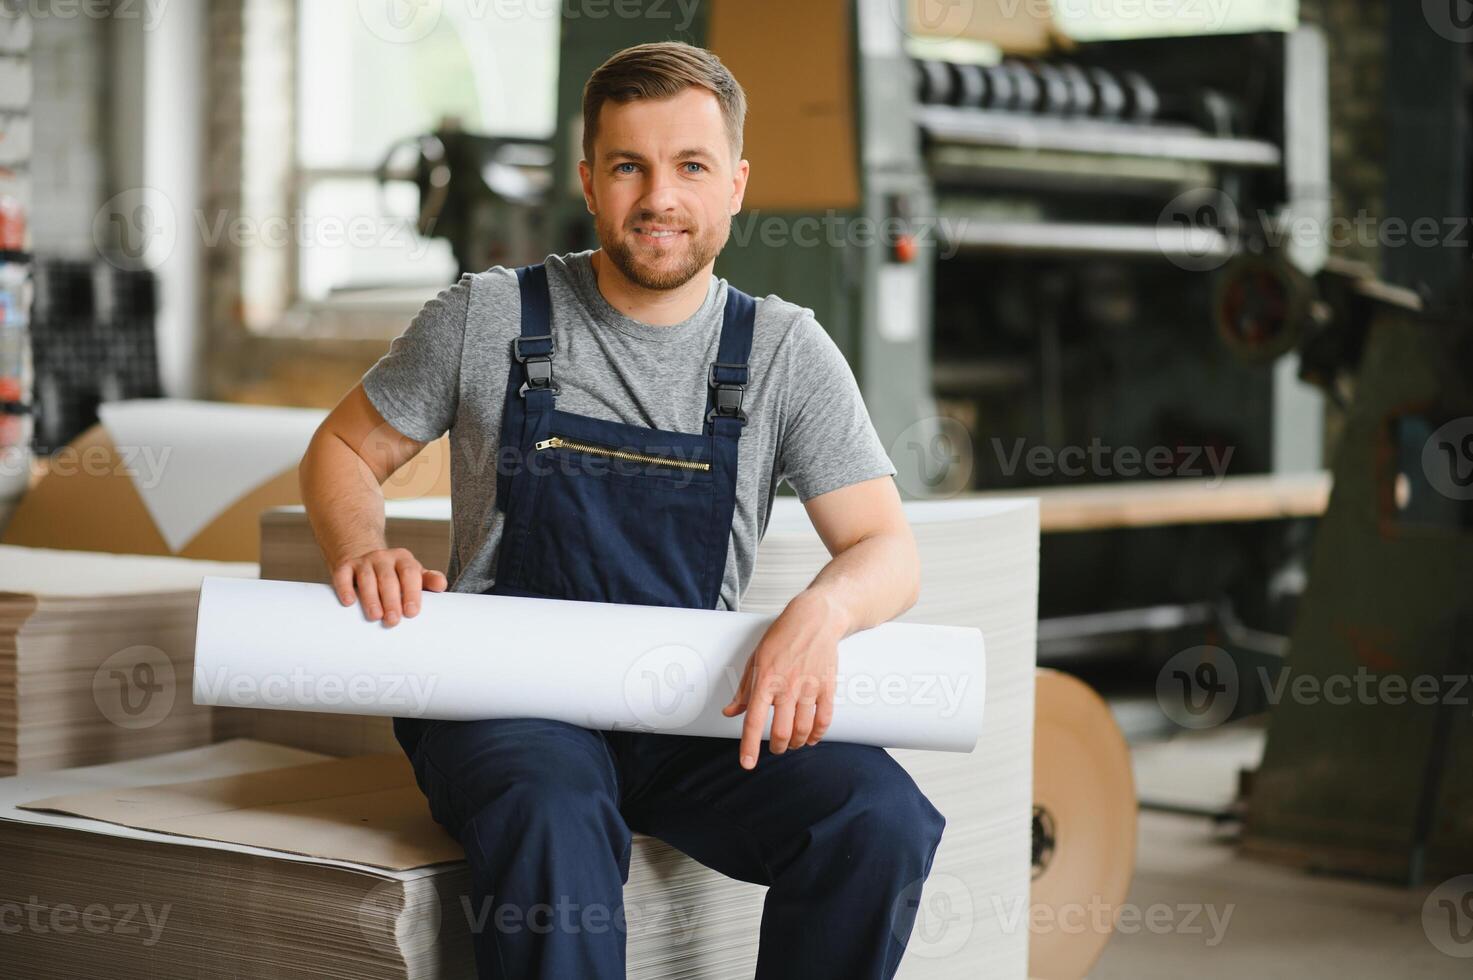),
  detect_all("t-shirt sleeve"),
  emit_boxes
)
[359,273,472,442]
[776,315,897,502]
